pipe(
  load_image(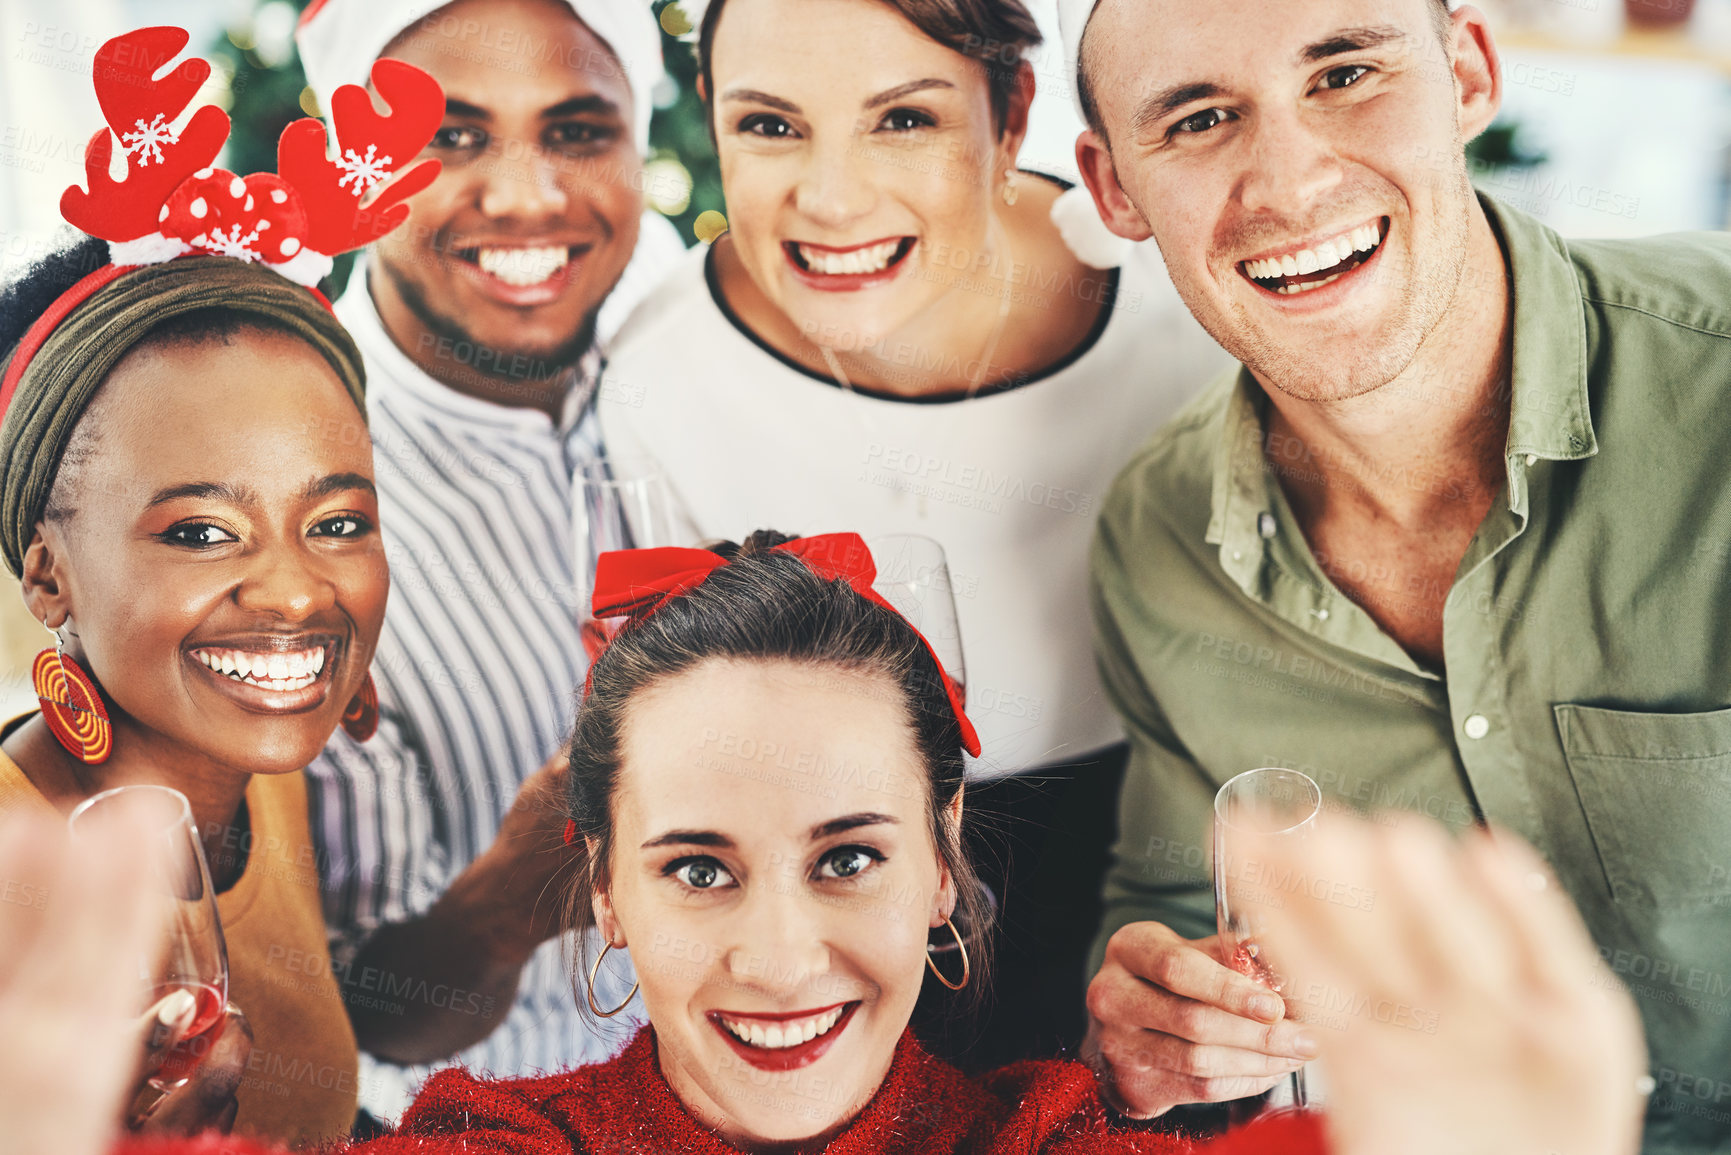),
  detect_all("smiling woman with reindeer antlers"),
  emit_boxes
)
[0,26,443,1146]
